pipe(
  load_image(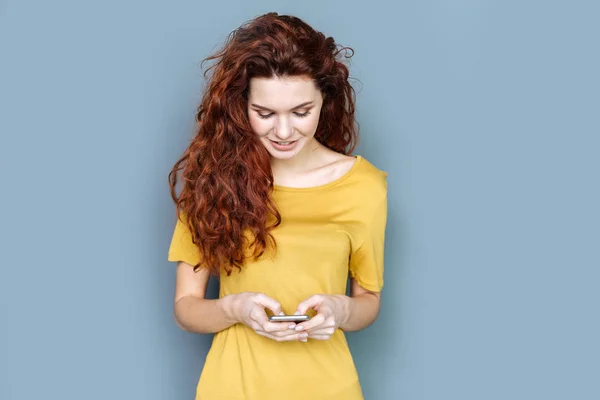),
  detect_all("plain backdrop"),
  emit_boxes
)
[1,1,598,399]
